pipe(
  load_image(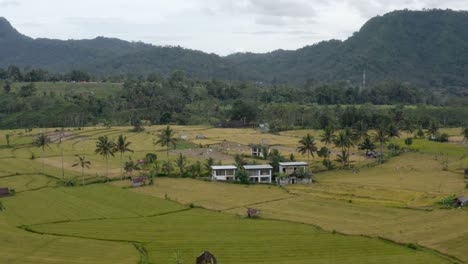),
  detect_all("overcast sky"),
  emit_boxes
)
[1,0,467,55]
